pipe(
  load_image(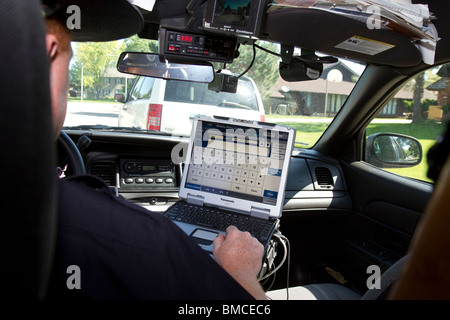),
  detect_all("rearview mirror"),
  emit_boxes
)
[365,133,422,168]
[116,52,215,83]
